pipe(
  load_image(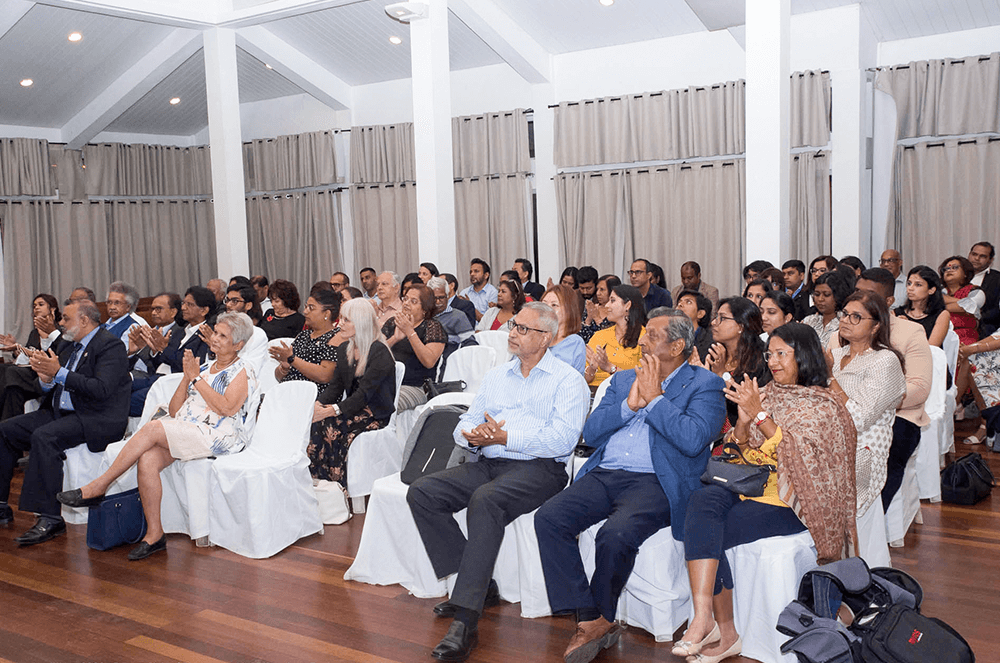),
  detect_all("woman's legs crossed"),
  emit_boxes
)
[81,420,171,498]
